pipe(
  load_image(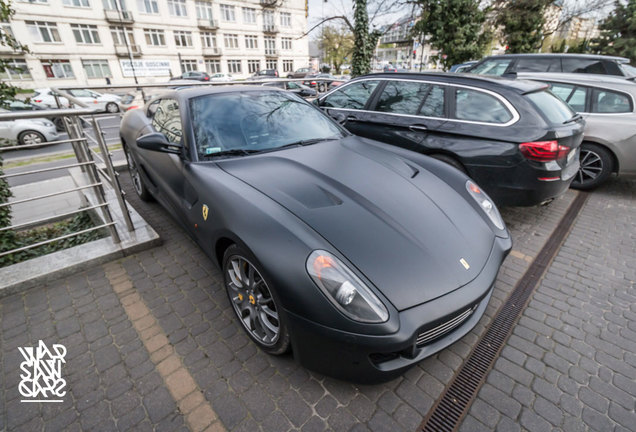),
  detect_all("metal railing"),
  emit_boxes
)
[0,103,135,259]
